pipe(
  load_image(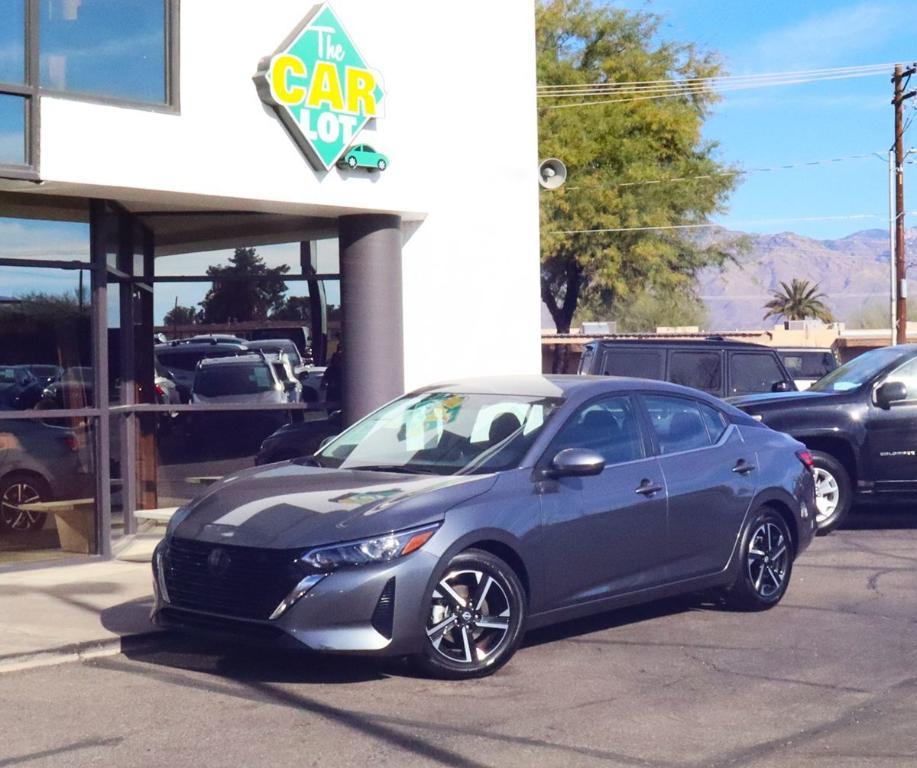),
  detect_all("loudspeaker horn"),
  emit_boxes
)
[539,158,567,190]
